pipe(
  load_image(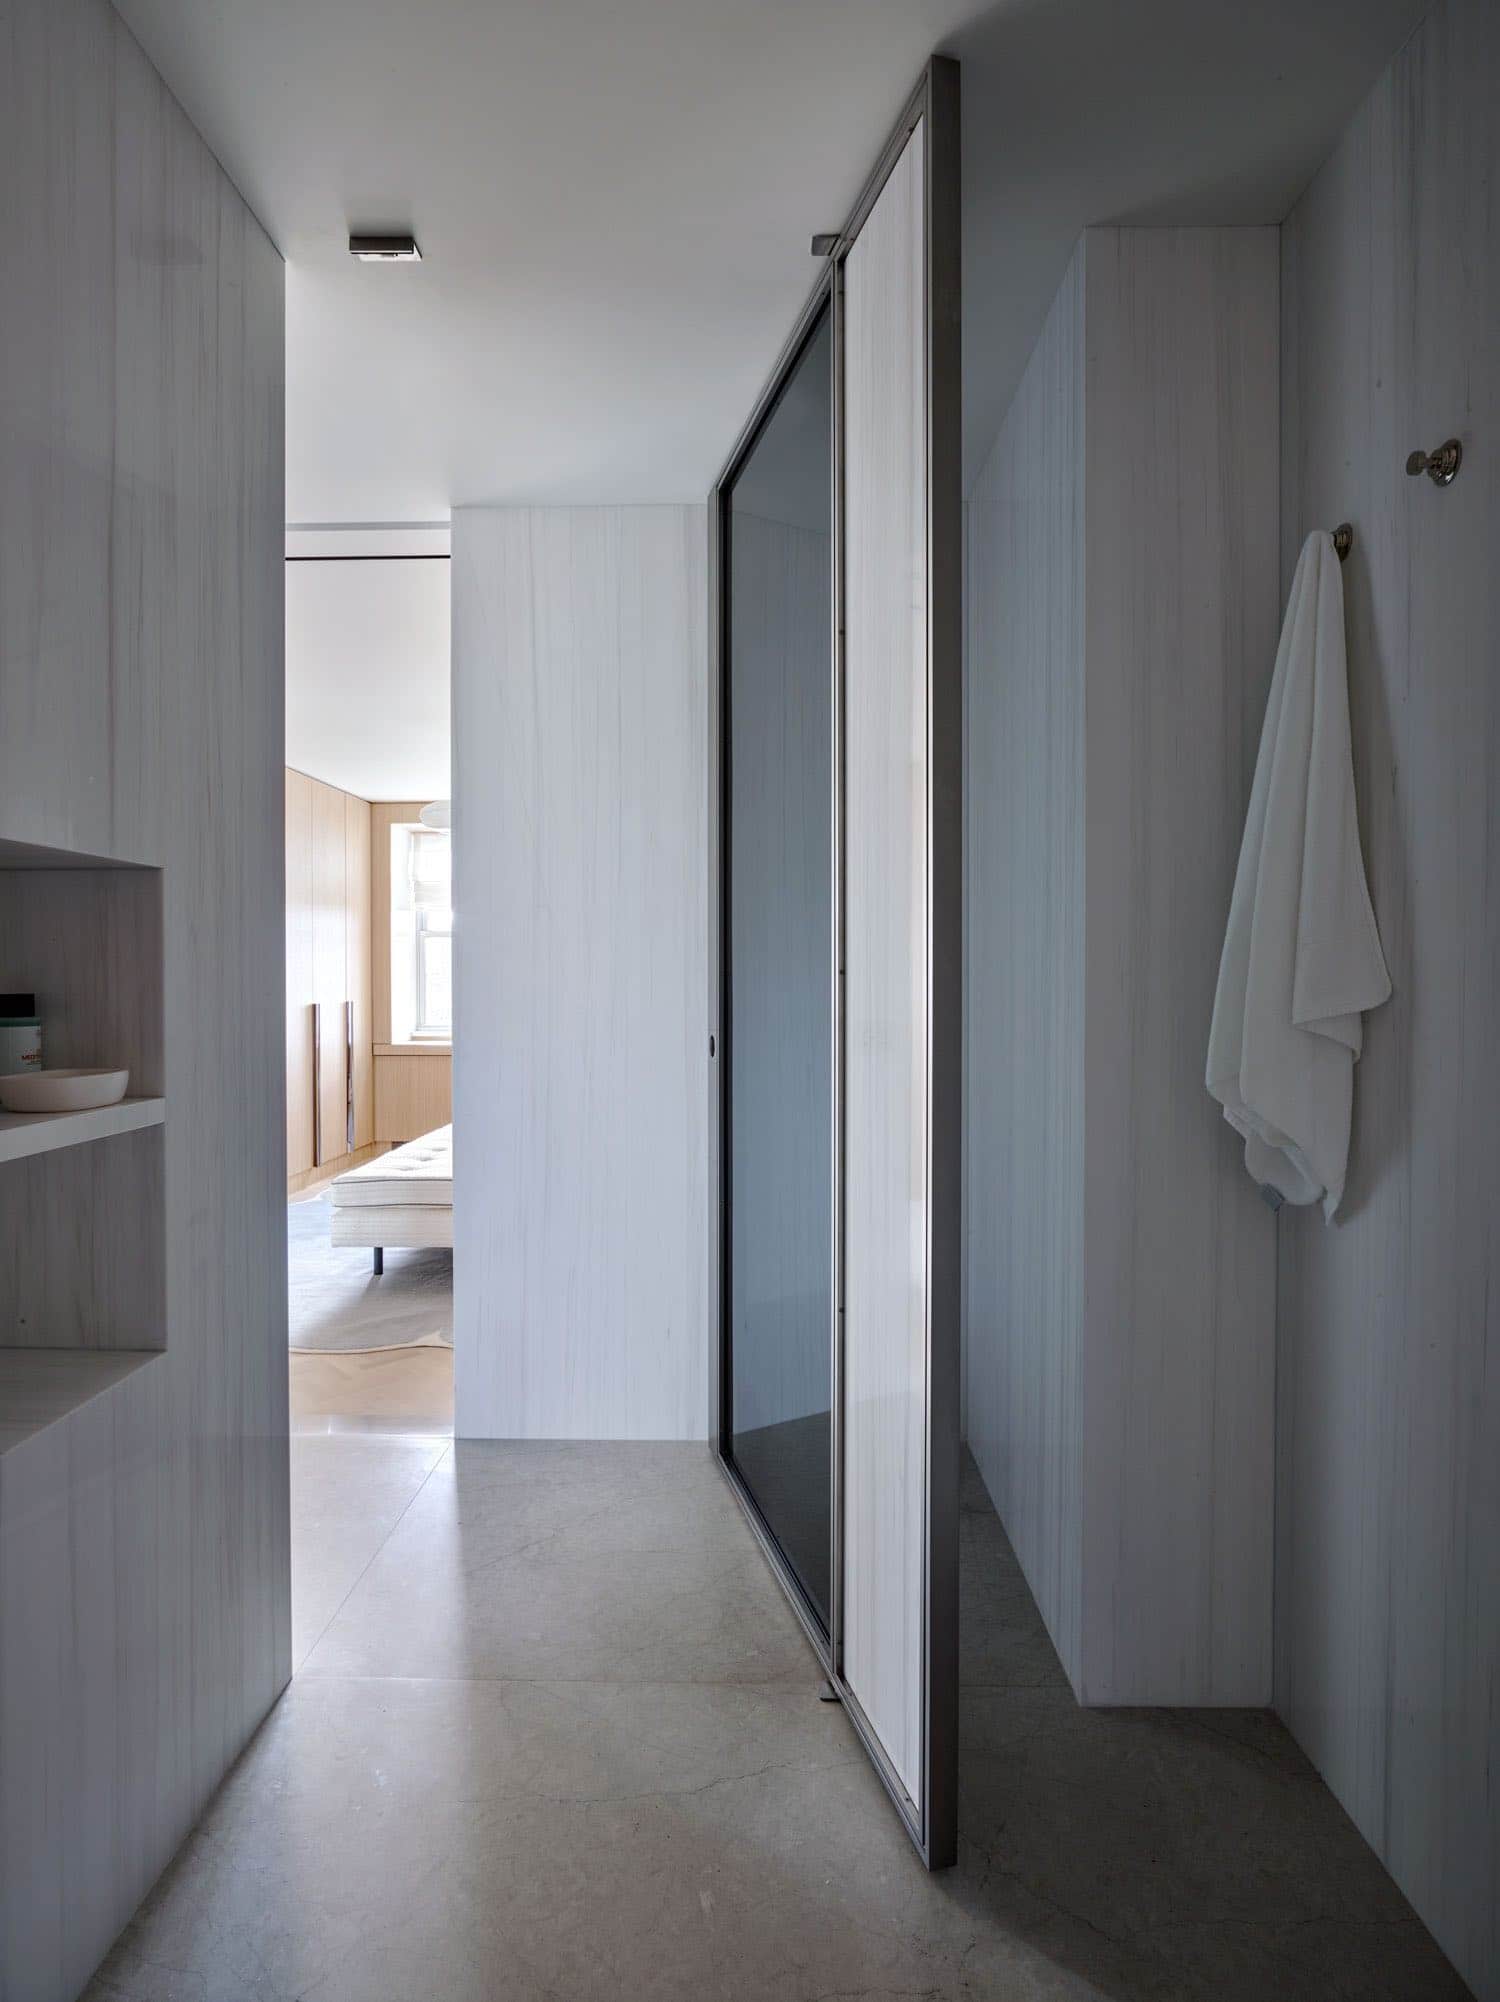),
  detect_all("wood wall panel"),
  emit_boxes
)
[842,130,928,1803]
[0,4,286,1995]
[1276,3,1499,1988]
[451,505,707,1440]
[374,1051,452,1144]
